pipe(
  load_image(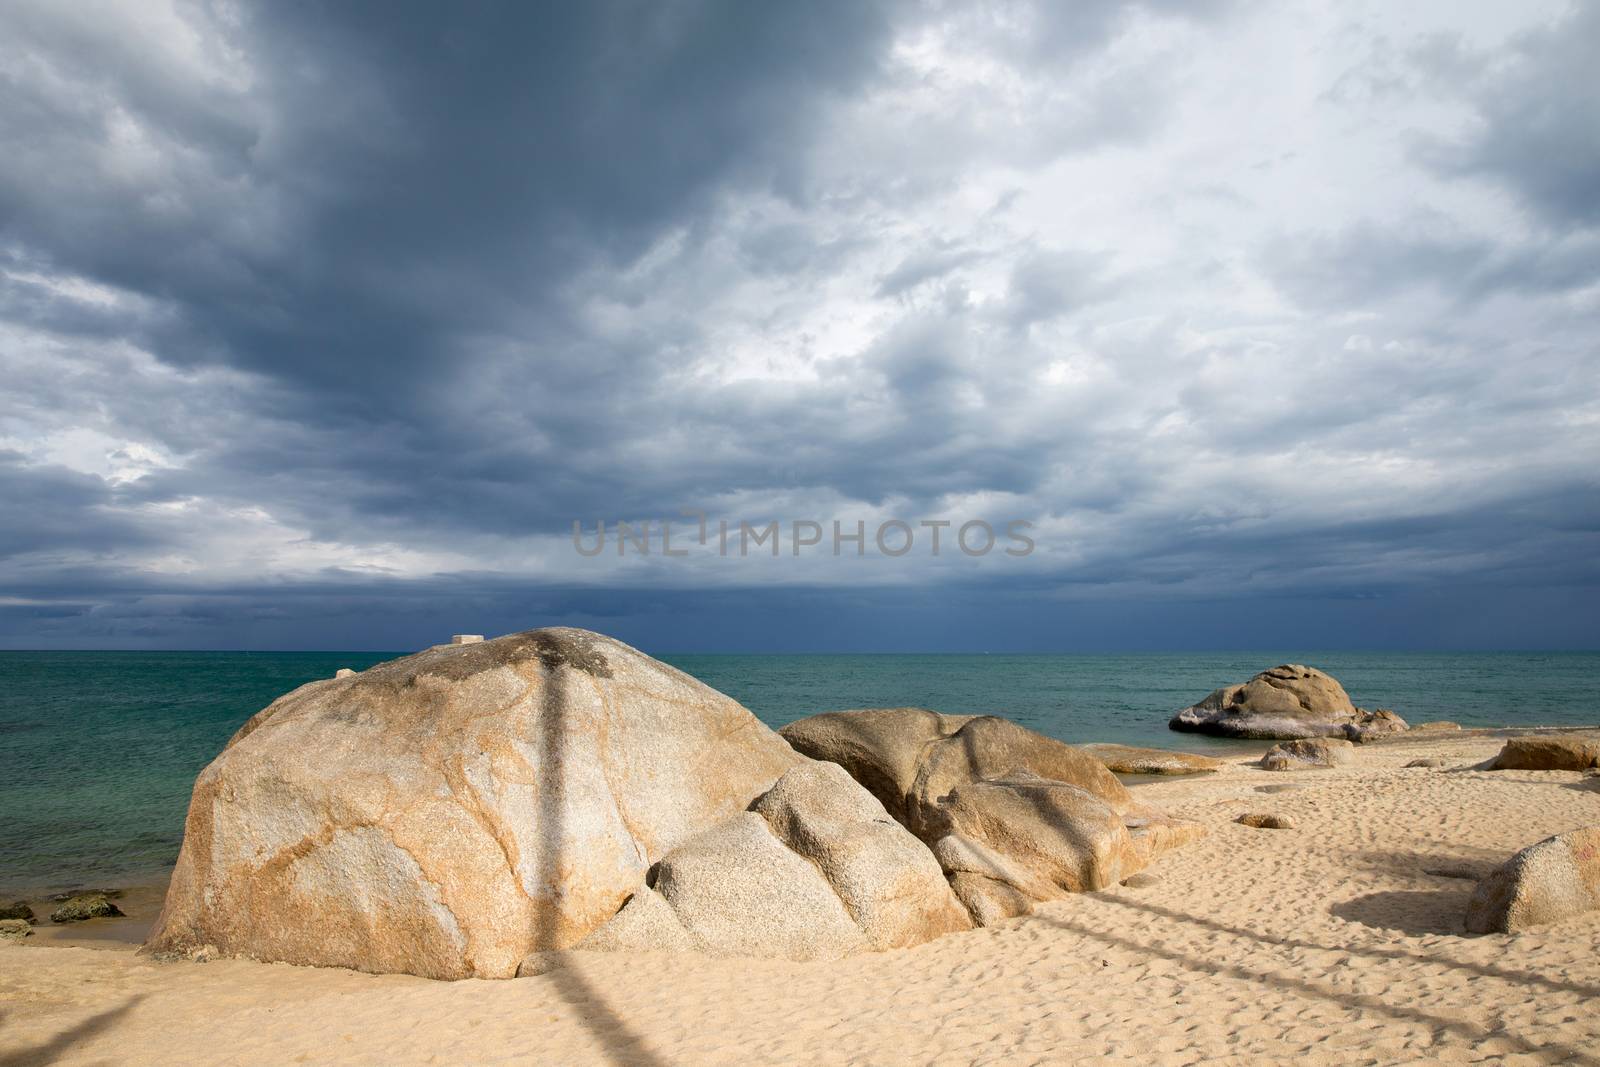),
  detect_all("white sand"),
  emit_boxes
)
[4,736,1599,1066]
